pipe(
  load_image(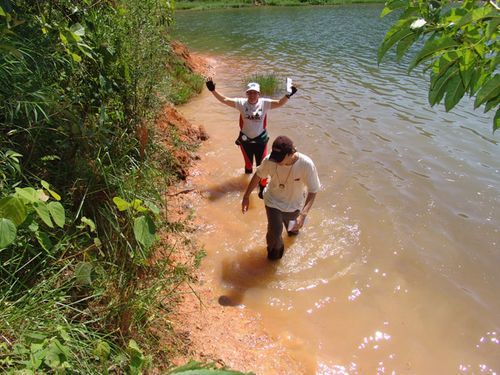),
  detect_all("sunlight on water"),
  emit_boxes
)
[175,5,499,374]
